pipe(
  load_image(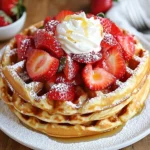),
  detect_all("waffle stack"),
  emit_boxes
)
[0,20,150,138]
